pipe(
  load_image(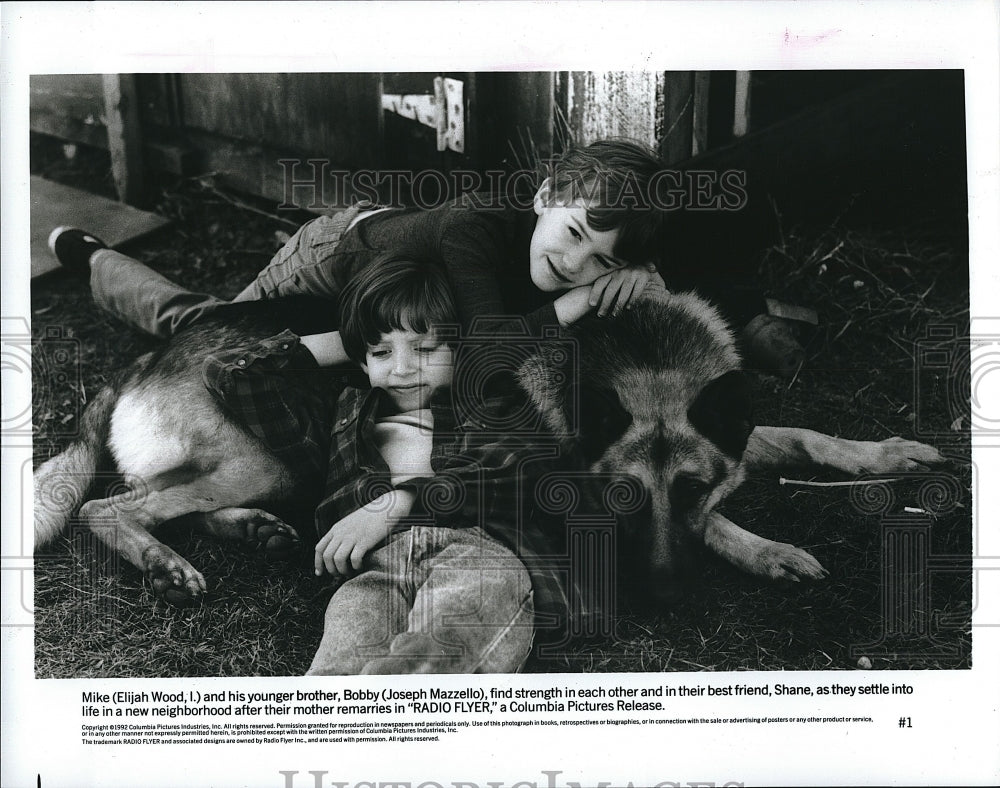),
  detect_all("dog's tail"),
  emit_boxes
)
[33,367,128,549]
